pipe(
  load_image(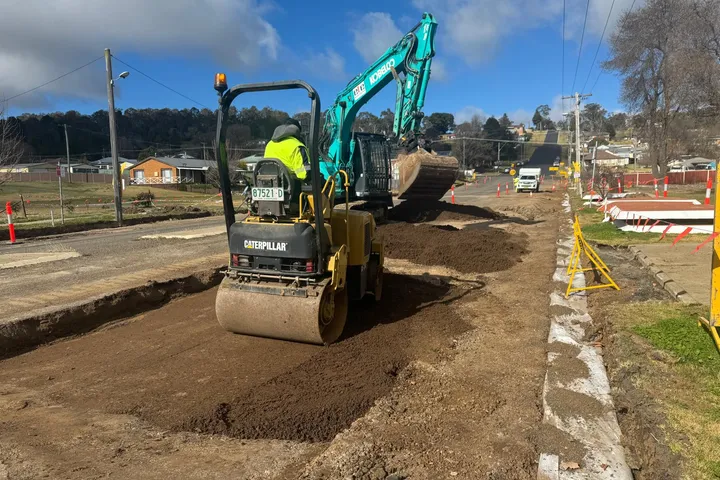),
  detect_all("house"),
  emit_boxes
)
[590,149,628,167]
[439,133,457,141]
[90,157,133,170]
[508,124,526,136]
[127,156,216,184]
[0,162,57,173]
